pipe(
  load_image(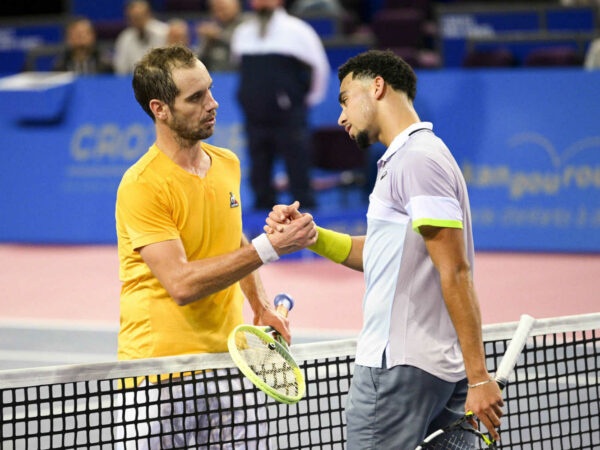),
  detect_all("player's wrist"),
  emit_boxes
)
[308,226,352,263]
[252,301,270,316]
[252,233,280,264]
